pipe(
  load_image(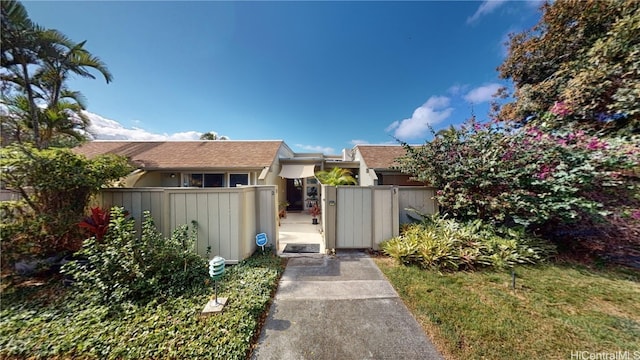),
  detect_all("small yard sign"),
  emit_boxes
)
[256,233,268,251]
